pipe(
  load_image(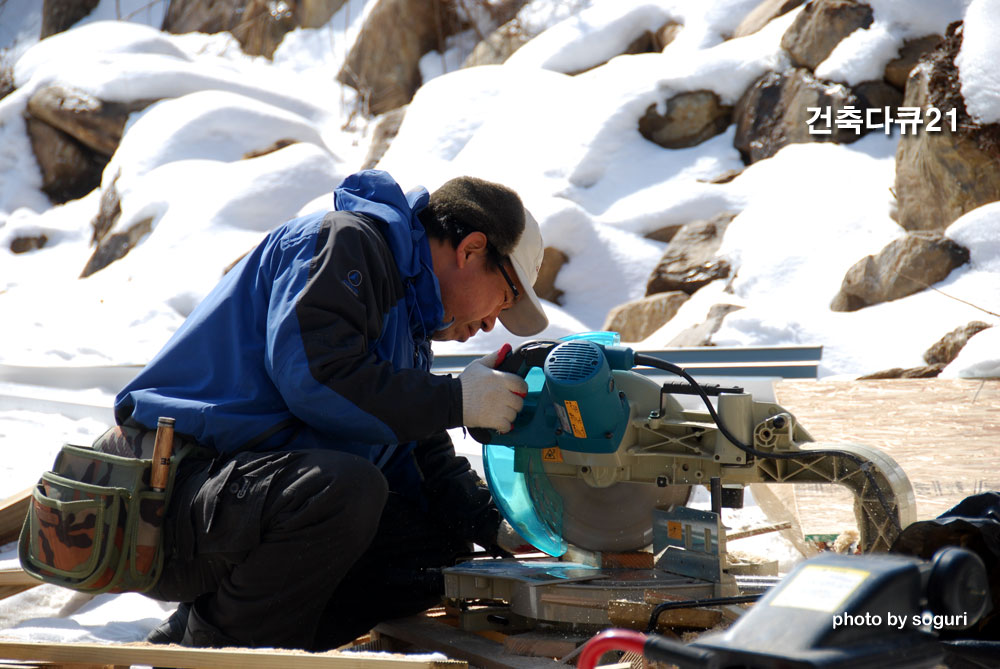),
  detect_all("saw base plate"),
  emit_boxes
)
[443,559,728,629]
